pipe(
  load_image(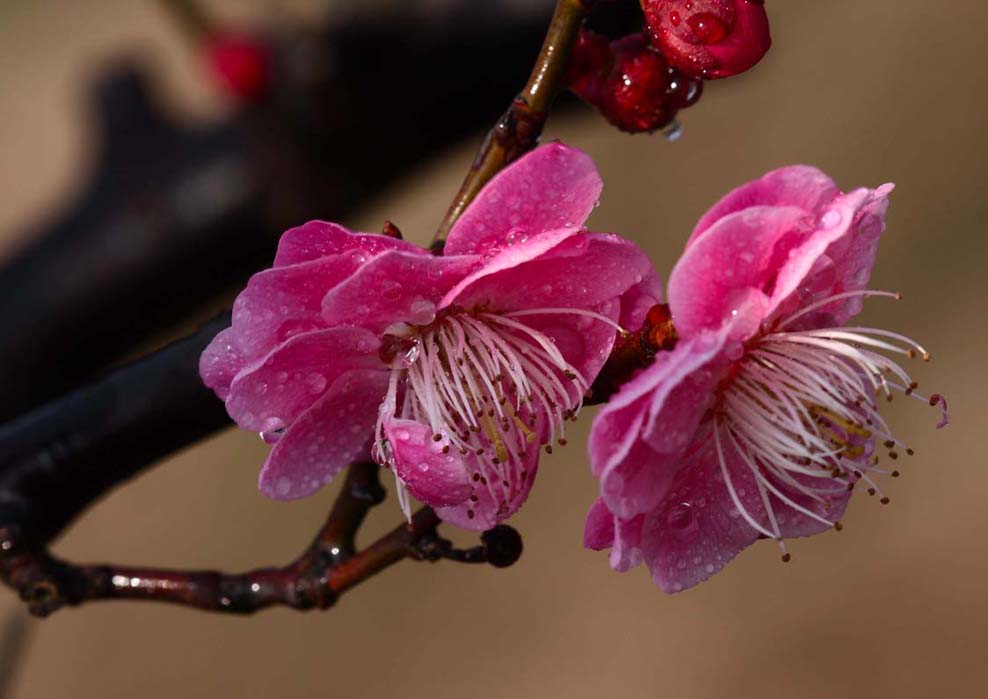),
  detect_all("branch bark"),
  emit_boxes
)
[432,0,590,247]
